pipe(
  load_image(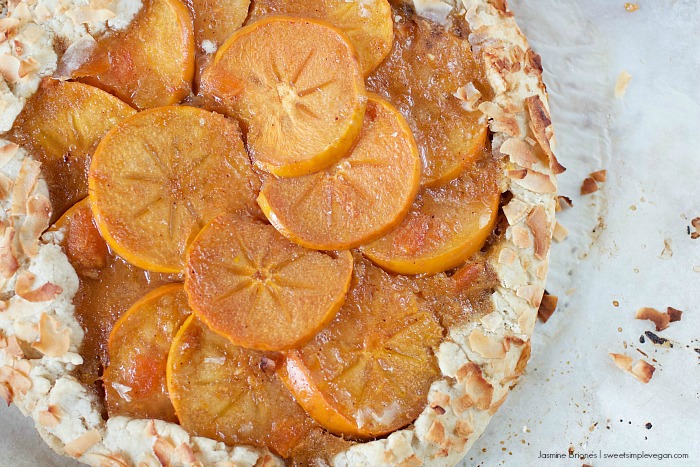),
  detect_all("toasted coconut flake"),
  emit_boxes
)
[0,142,19,168]
[615,70,632,98]
[0,53,21,83]
[690,217,699,240]
[65,429,102,458]
[11,158,41,218]
[32,313,71,357]
[426,419,447,446]
[0,172,14,199]
[453,82,481,111]
[512,169,556,193]
[153,436,176,466]
[480,311,503,332]
[498,247,517,265]
[19,194,52,258]
[526,205,550,260]
[0,227,18,278]
[610,353,633,372]
[555,195,573,212]
[144,419,158,437]
[38,406,62,427]
[625,3,640,12]
[590,170,607,182]
[525,95,565,174]
[18,57,40,79]
[552,221,568,242]
[667,307,683,322]
[537,293,558,323]
[5,335,23,357]
[479,101,521,137]
[580,177,598,195]
[511,225,531,249]
[630,360,655,384]
[174,443,198,464]
[516,285,544,308]
[112,382,133,402]
[500,138,538,168]
[507,168,527,180]
[66,7,117,26]
[0,364,31,397]
[635,307,670,332]
[502,198,529,225]
[514,341,531,376]
[0,382,11,405]
[0,18,21,34]
[454,362,493,411]
[16,270,63,302]
[488,393,508,415]
[454,419,473,438]
[468,328,506,359]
